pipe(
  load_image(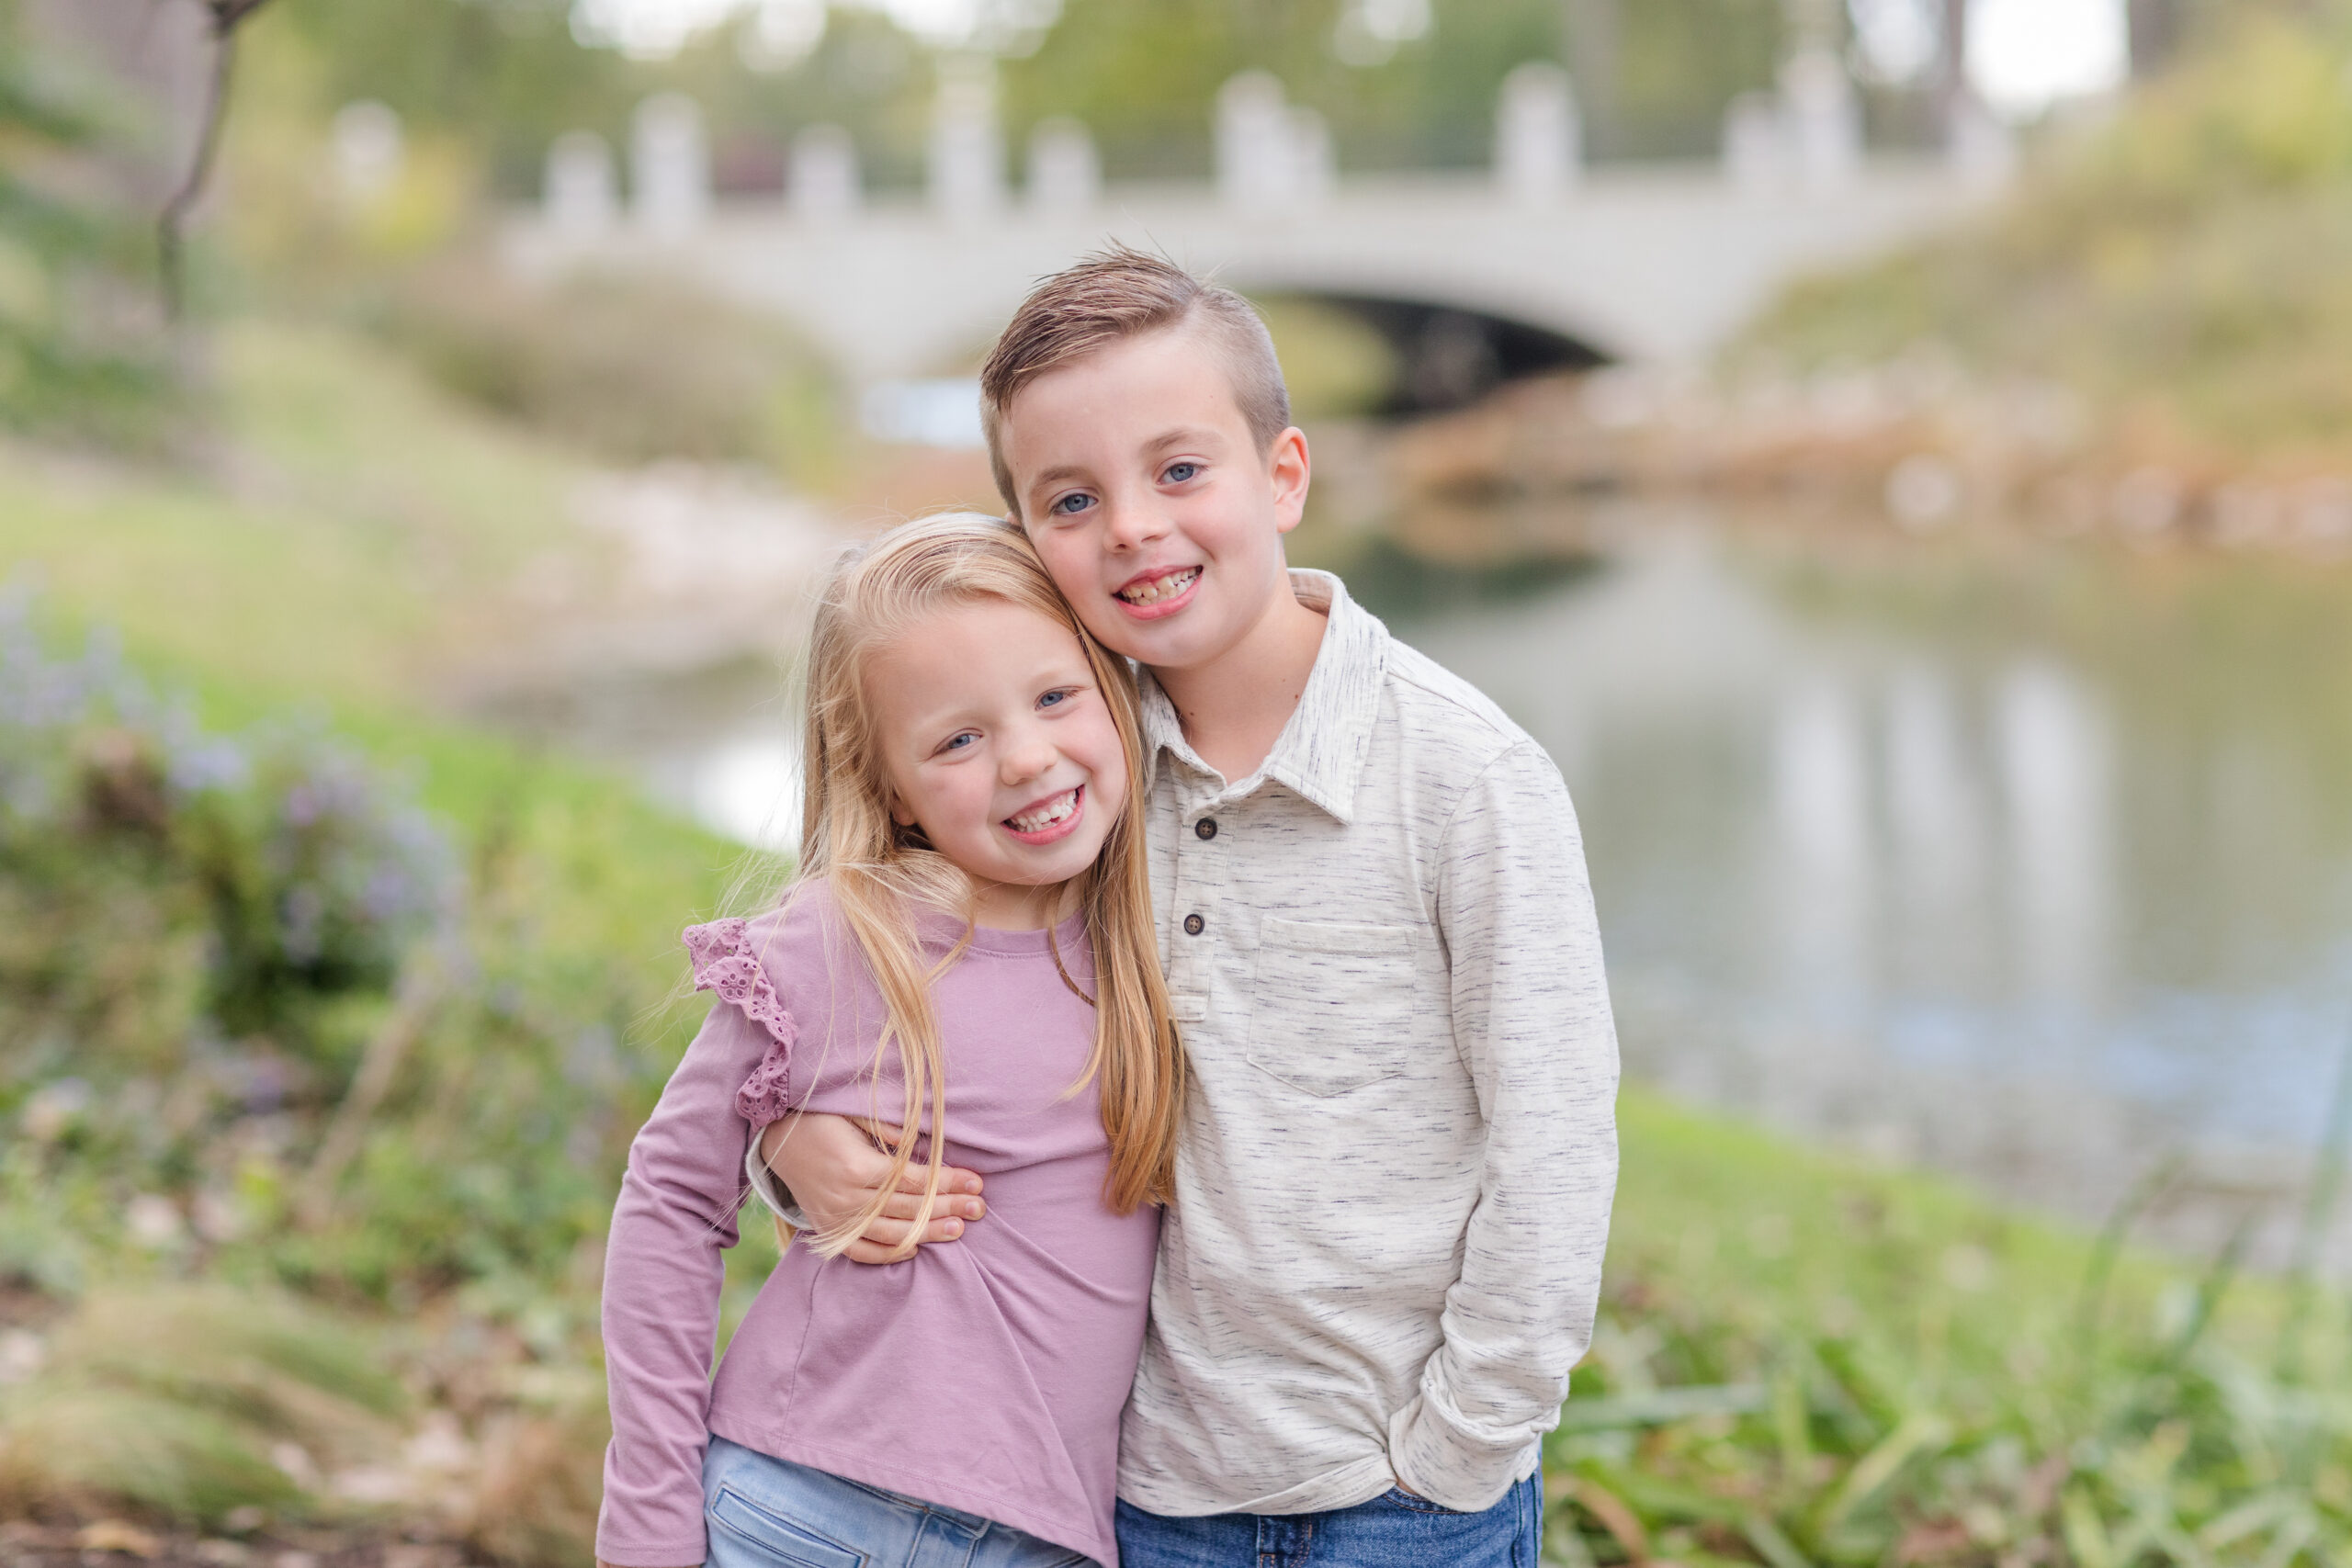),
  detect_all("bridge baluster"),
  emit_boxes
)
[1496,62,1579,209]
[792,125,860,223]
[1217,73,1329,217]
[633,94,709,242]
[1027,118,1100,214]
[545,130,616,242]
[931,55,1006,223]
